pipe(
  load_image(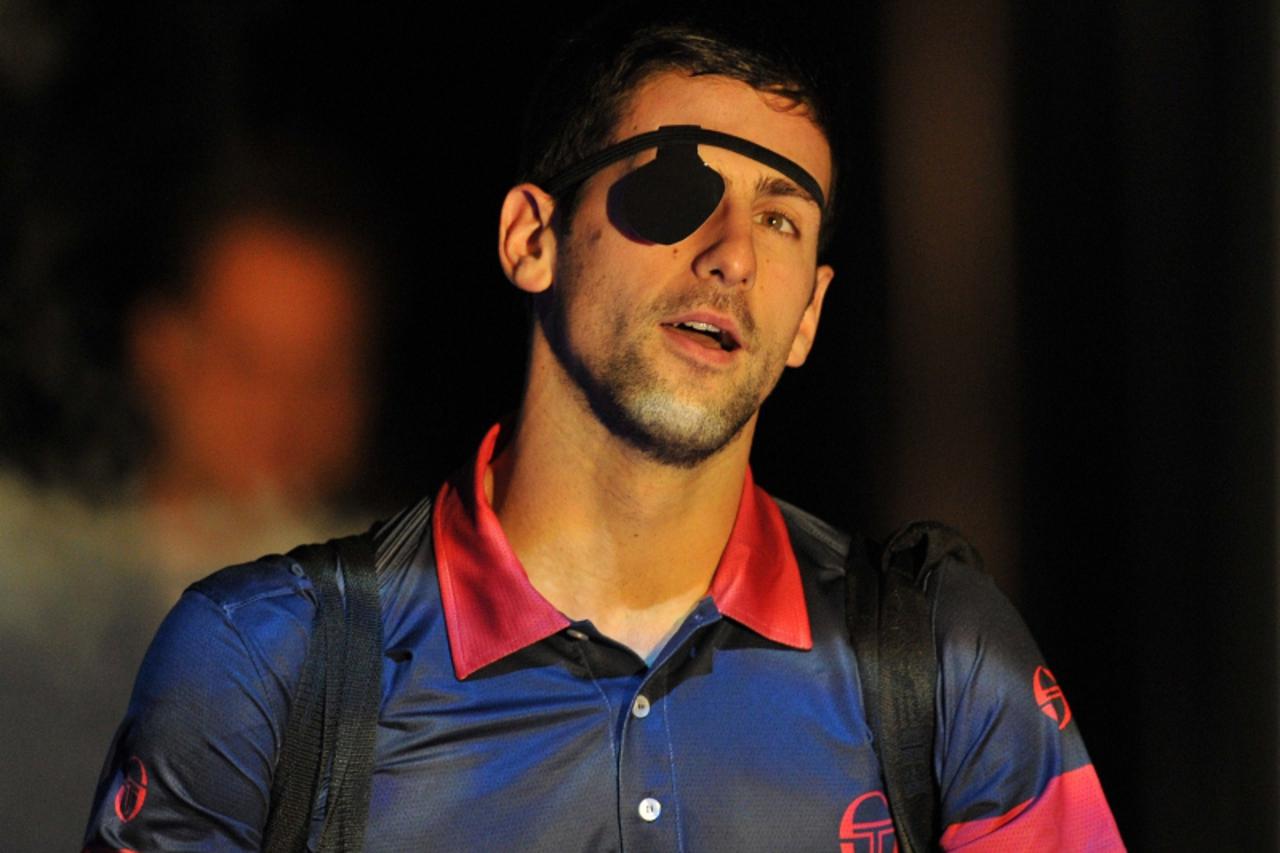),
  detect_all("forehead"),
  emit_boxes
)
[615,71,833,198]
